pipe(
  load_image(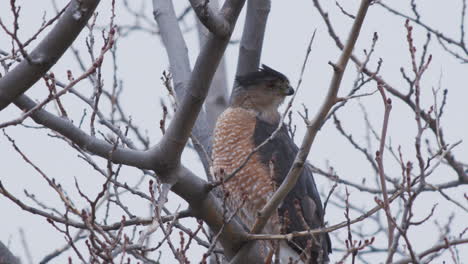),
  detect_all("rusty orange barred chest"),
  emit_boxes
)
[211,107,278,231]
